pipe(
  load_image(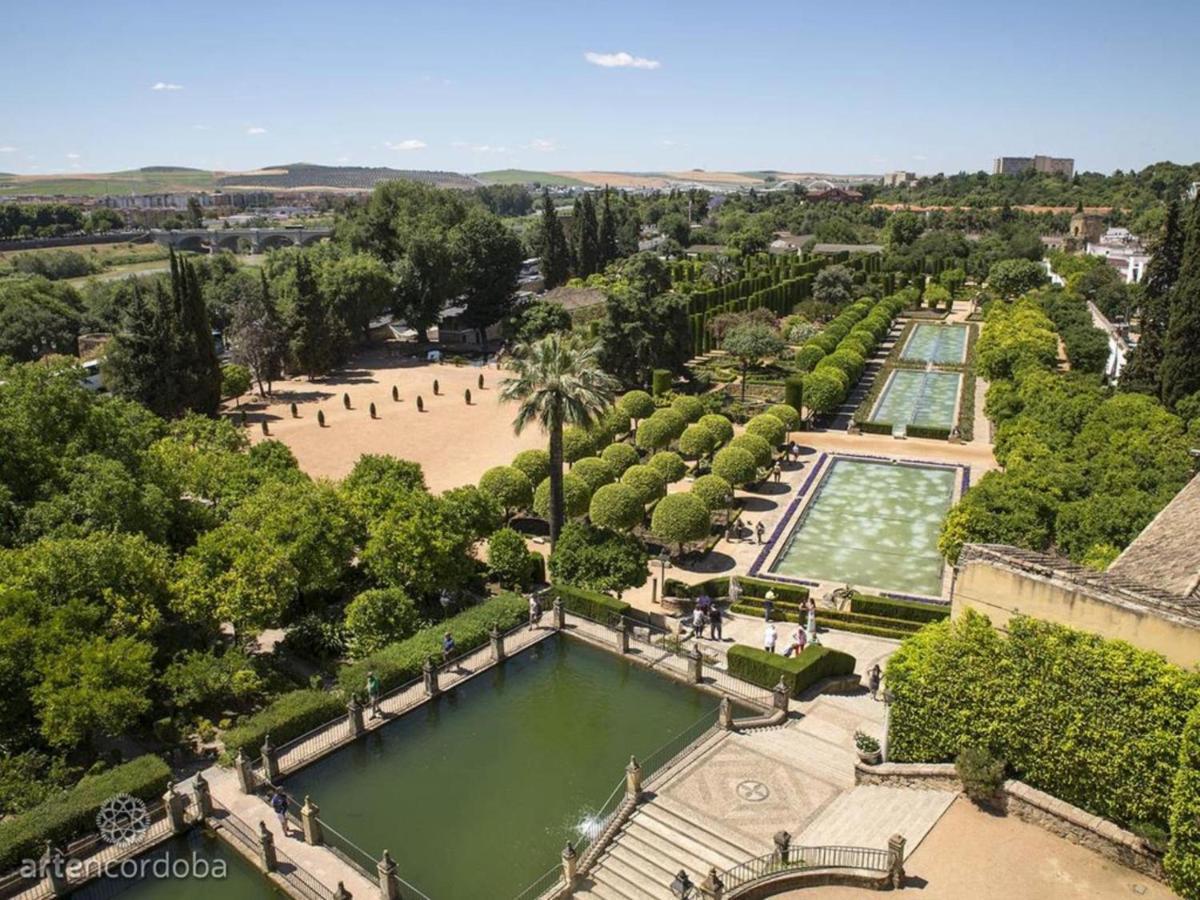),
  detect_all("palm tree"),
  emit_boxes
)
[500,334,619,546]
